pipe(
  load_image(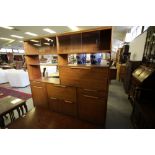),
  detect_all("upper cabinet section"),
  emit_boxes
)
[57,28,112,54]
[24,27,112,55]
[58,33,82,54]
[82,31,100,53]
[24,36,57,55]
